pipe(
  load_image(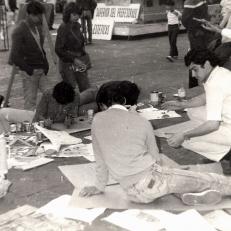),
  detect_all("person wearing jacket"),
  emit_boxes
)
[55,2,90,92]
[9,0,49,110]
